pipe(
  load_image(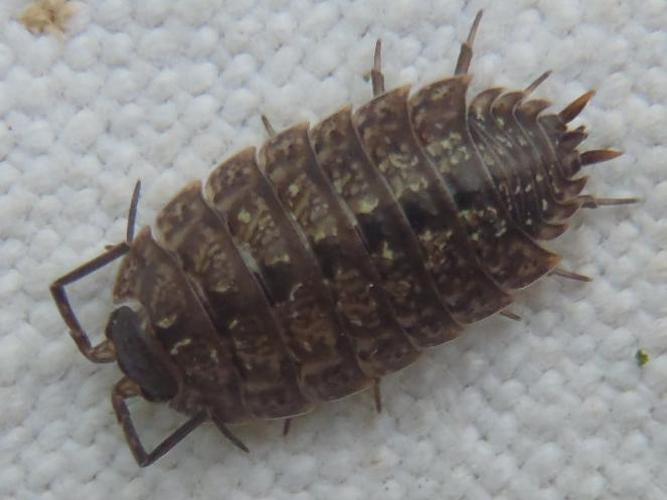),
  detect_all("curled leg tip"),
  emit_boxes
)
[471,10,484,39]
[455,10,484,75]
[261,114,276,136]
[374,39,382,64]
[282,418,292,437]
[551,267,593,282]
[500,309,522,321]
[525,70,552,94]
[373,380,382,414]
[126,179,142,243]
[580,195,641,208]
[371,39,385,96]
